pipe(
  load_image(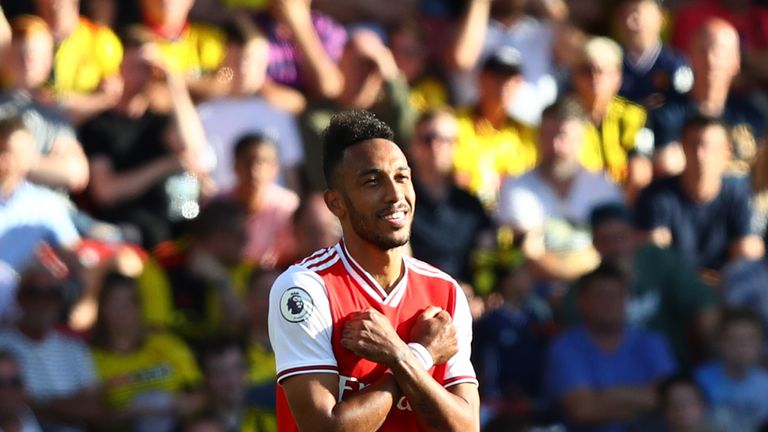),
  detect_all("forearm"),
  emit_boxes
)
[447,0,491,70]
[90,157,177,206]
[28,150,90,192]
[282,8,344,99]
[57,92,119,125]
[390,352,478,432]
[167,73,209,155]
